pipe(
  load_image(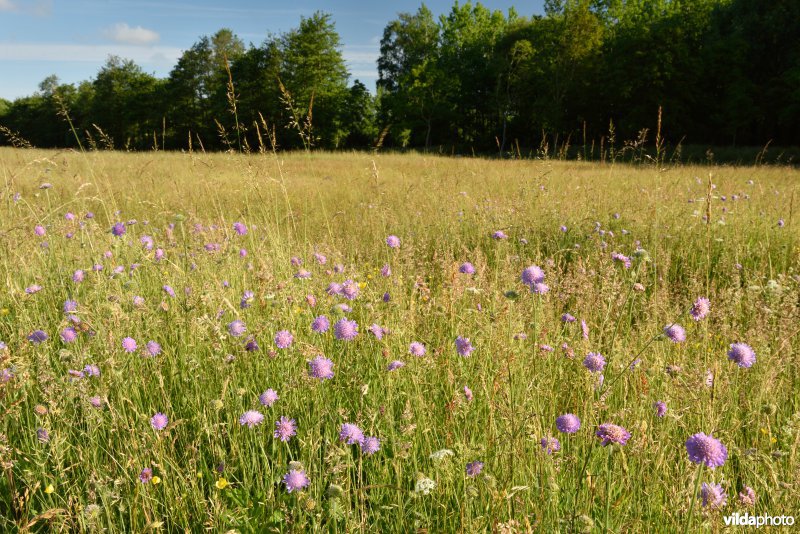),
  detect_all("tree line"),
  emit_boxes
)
[0,0,798,156]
